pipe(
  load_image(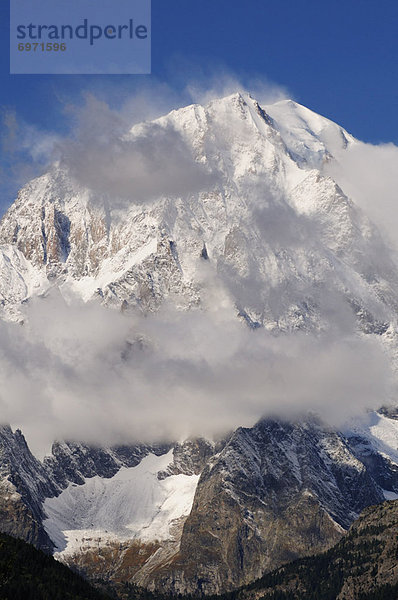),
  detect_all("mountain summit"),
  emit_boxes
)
[0,92,397,342]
